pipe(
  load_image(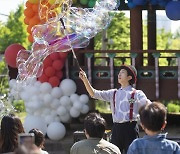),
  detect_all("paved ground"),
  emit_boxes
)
[44,124,180,154]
